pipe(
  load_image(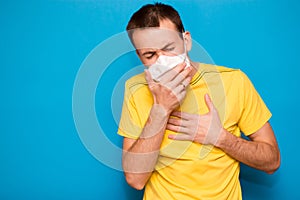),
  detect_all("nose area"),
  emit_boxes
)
[156,50,172,57]
[156,50,164,56]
